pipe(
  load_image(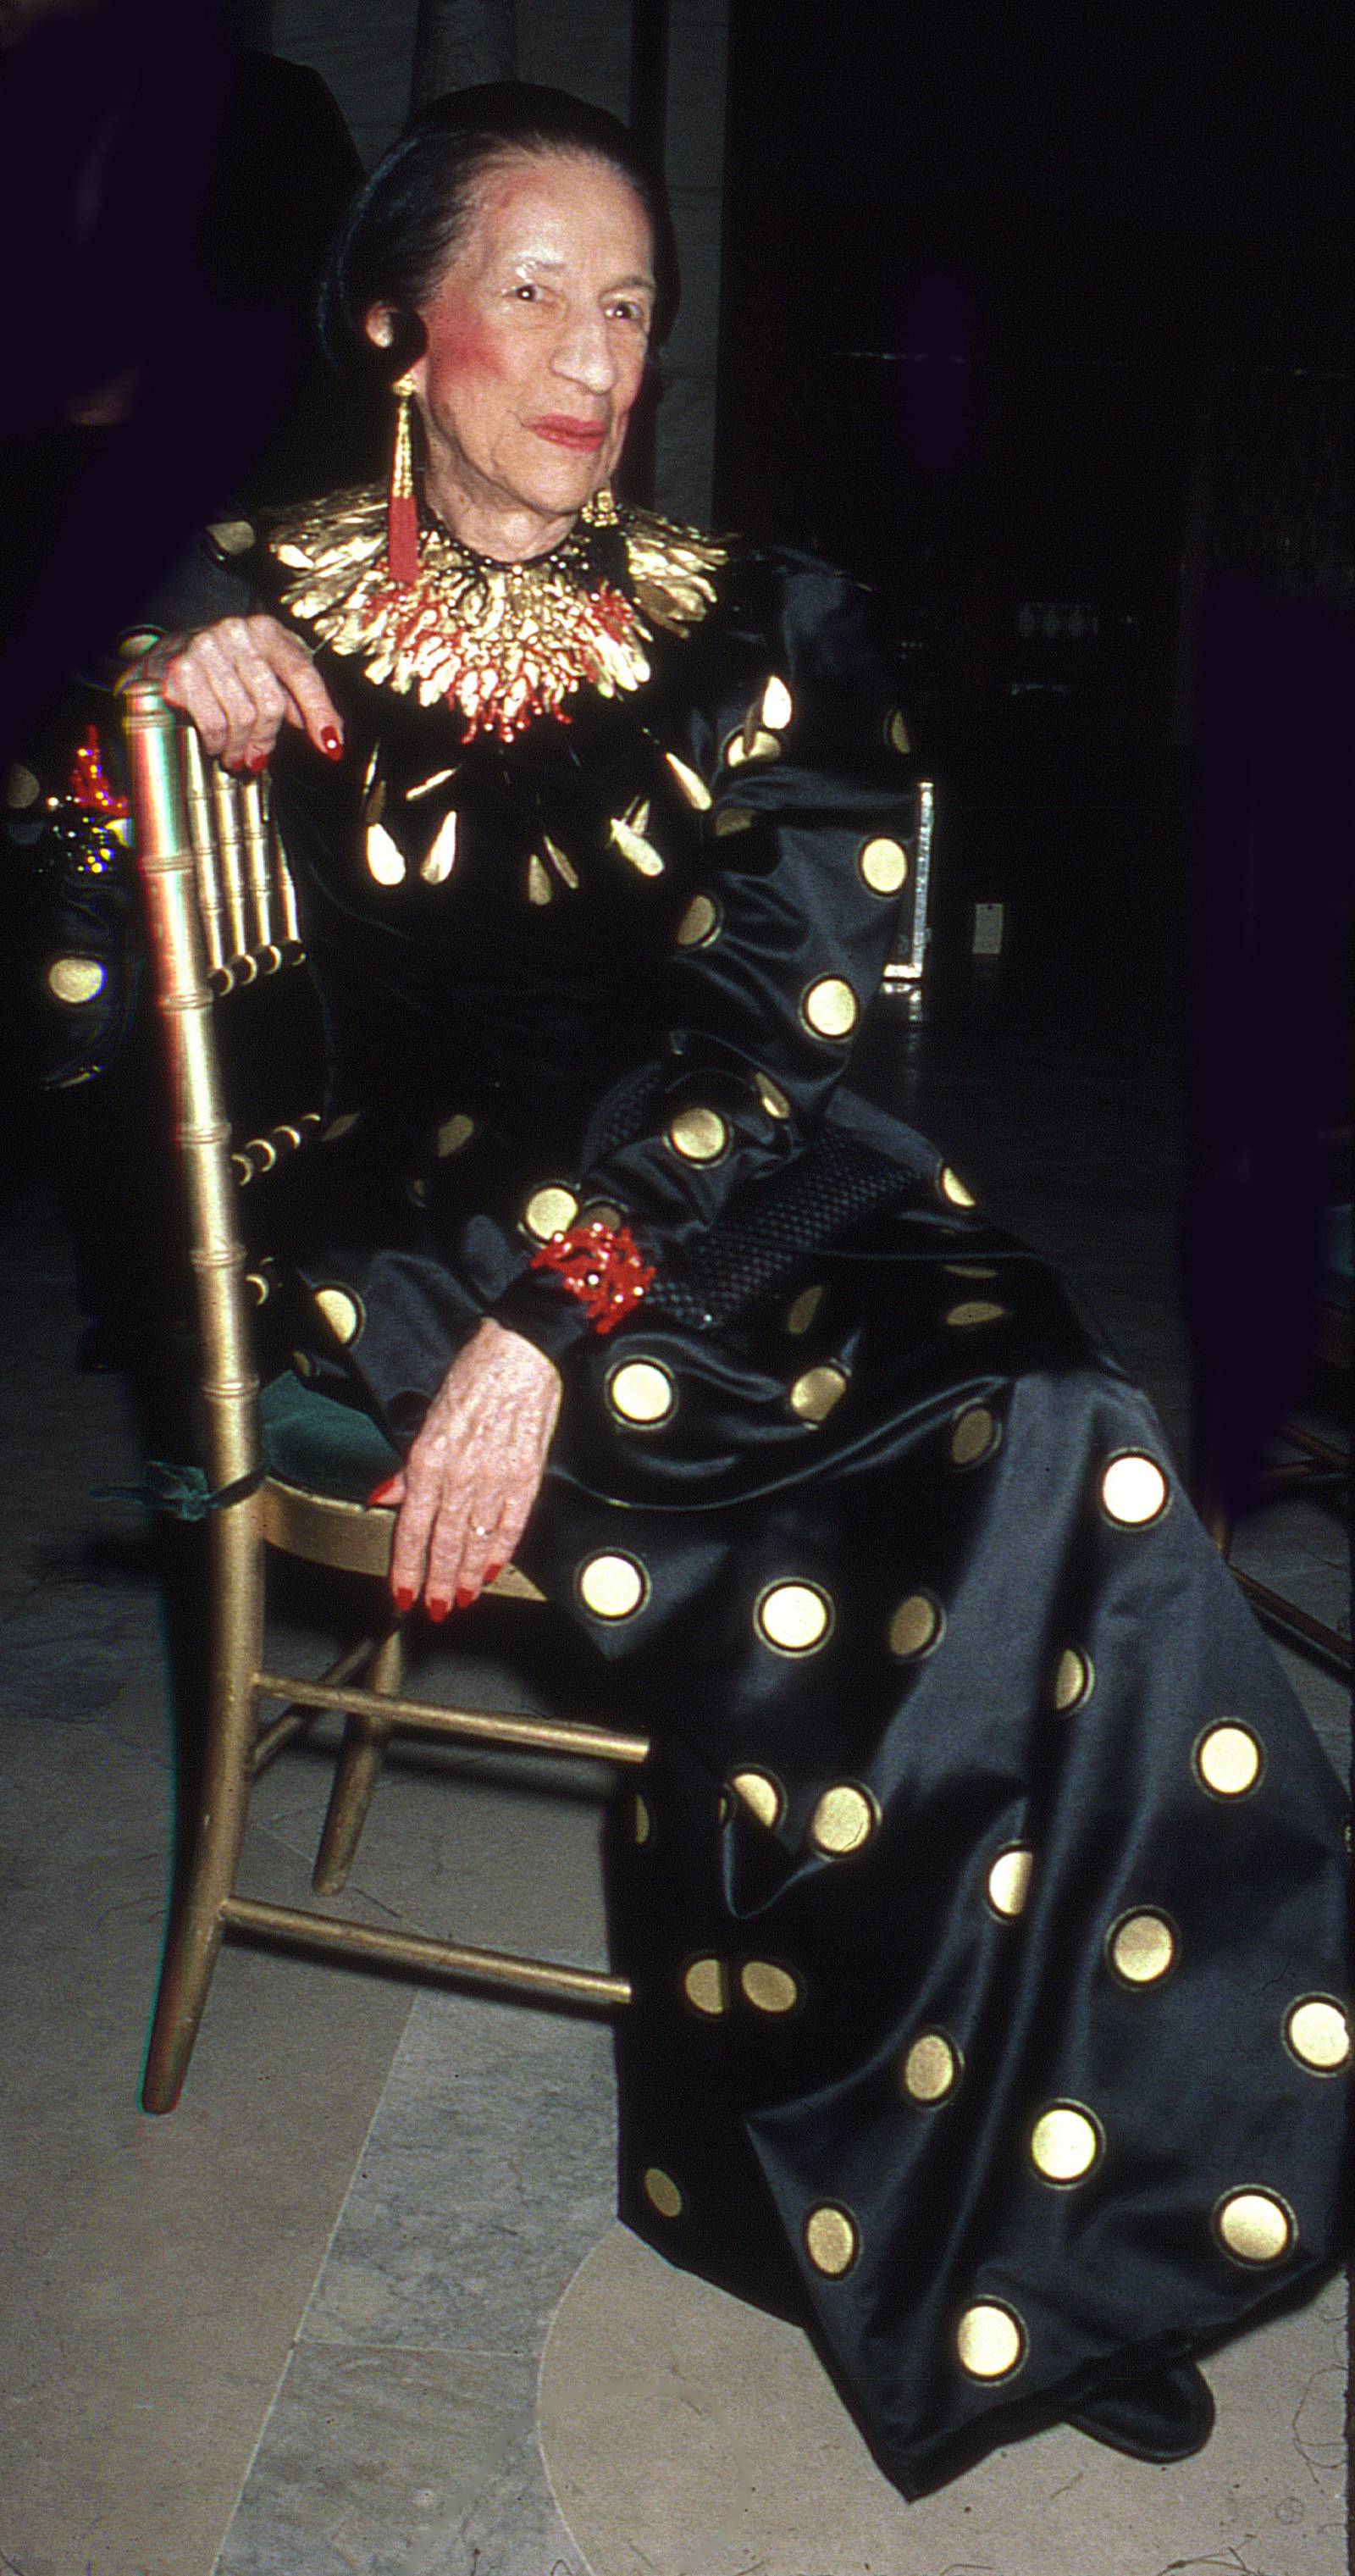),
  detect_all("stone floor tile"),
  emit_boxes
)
[301,1990,617,2358]
[539,2226,1347,2576]
[213,2343,537,2576]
